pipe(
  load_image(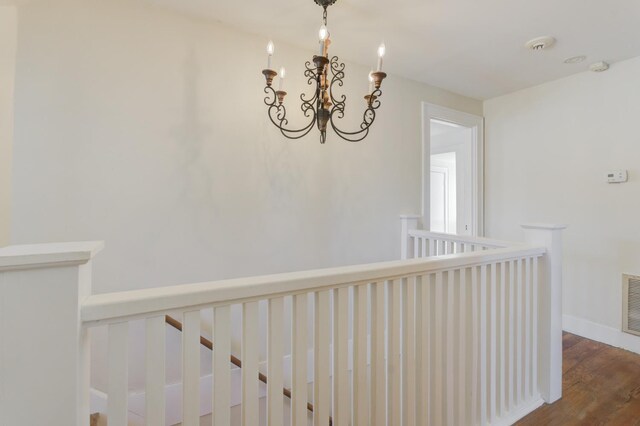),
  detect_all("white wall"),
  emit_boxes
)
[0,6,16,247]
[484,57,640,344]
[11,0,481,294]
[9,0,482,399]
